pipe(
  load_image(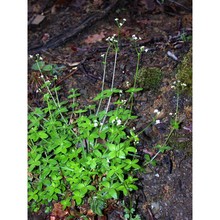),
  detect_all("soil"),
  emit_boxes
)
[28,0,192,219]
